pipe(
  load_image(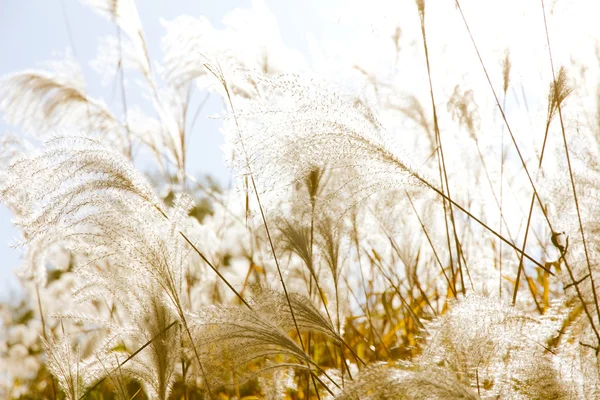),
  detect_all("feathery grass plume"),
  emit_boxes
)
[160,16,216,89]
[447,85,480,140]
[334,361,477,400]
[0,134,32,175]
[278,218,313,272]
[258,367,297,399]
[0,60,125,149]
[303,166,326,205]
[547,67,573,124]
[161,2,305,93]
[80,0,149,72]
[277,166,348,295]
[420,294,576,398]
[189,305,314,389]
[63,267,181,399]
[0,136,200,396]
[250,285,338,341]
[227,73,425,211]
[501,50,511,97]
[0,135,163,285]
[0,136,43,282]
[316,215,346,333]
[0,135,161,241]
[542,128,600,368]
[275,216,334,299]
[43,334,108,400]
[317,217,342,288]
